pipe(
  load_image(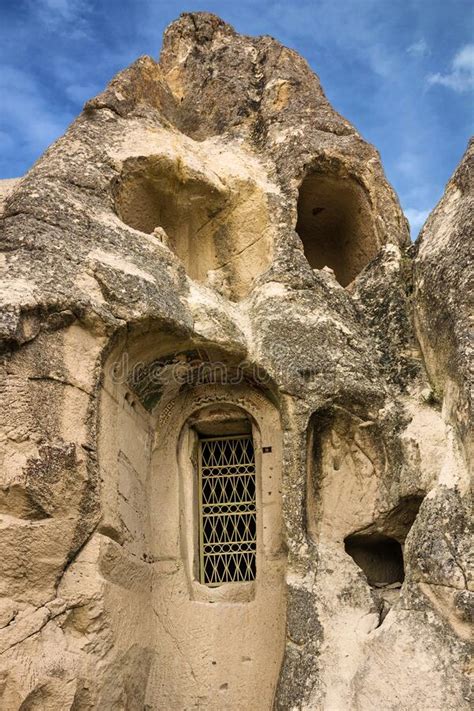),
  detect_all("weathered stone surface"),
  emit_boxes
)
[414,138,473,448]
[0,179,20,218]
[0,11,471,710]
